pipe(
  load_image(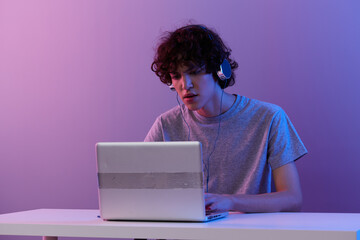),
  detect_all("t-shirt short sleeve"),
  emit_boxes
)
[267,109,308,170]
[144,116,164,142]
